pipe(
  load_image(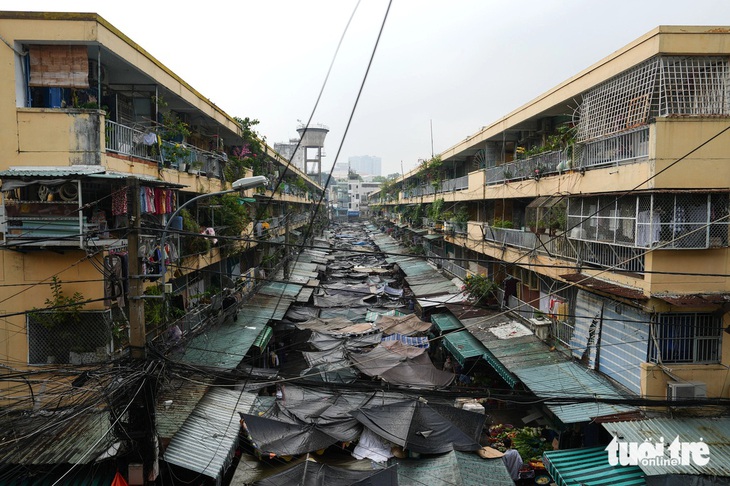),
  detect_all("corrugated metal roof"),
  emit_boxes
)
[431,312,465,333]
[602,417,730,477]
[560,273,647,300]
[179,294,293,369]
[247,294,293,322]
[443,330,489,366]
[543,446,645,486]
[466,315,637,422]
[516,362,637,424]
[251,325,273,350]
[296,287,314,303]
[481,349,519,388]
[398,259,437,277]
[396,450,514,486]
[366,308,406,322]
[468,319,565,374]
[0,410,115,465]
[423,233,444,240]
[0,165,186,188]
[0,165,105,178]
[164,388,257,484]
[408,280,460,297]
[653,293,730,307]
[258,281,303,300]
[156,380,210,440]
[416,292,467,309]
